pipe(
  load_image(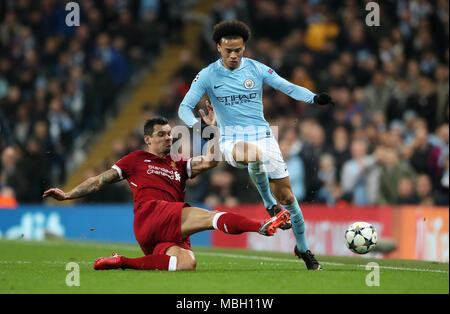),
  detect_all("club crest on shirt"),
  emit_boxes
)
[244,78,255,89]
[170,161,177,171]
